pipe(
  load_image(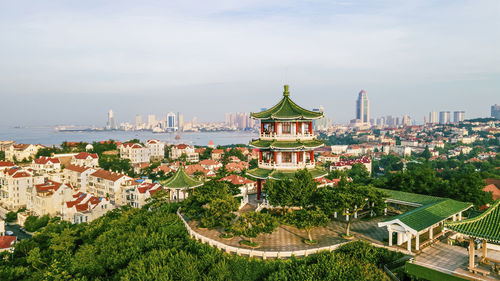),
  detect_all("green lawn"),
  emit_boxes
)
[405,262,468,281]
